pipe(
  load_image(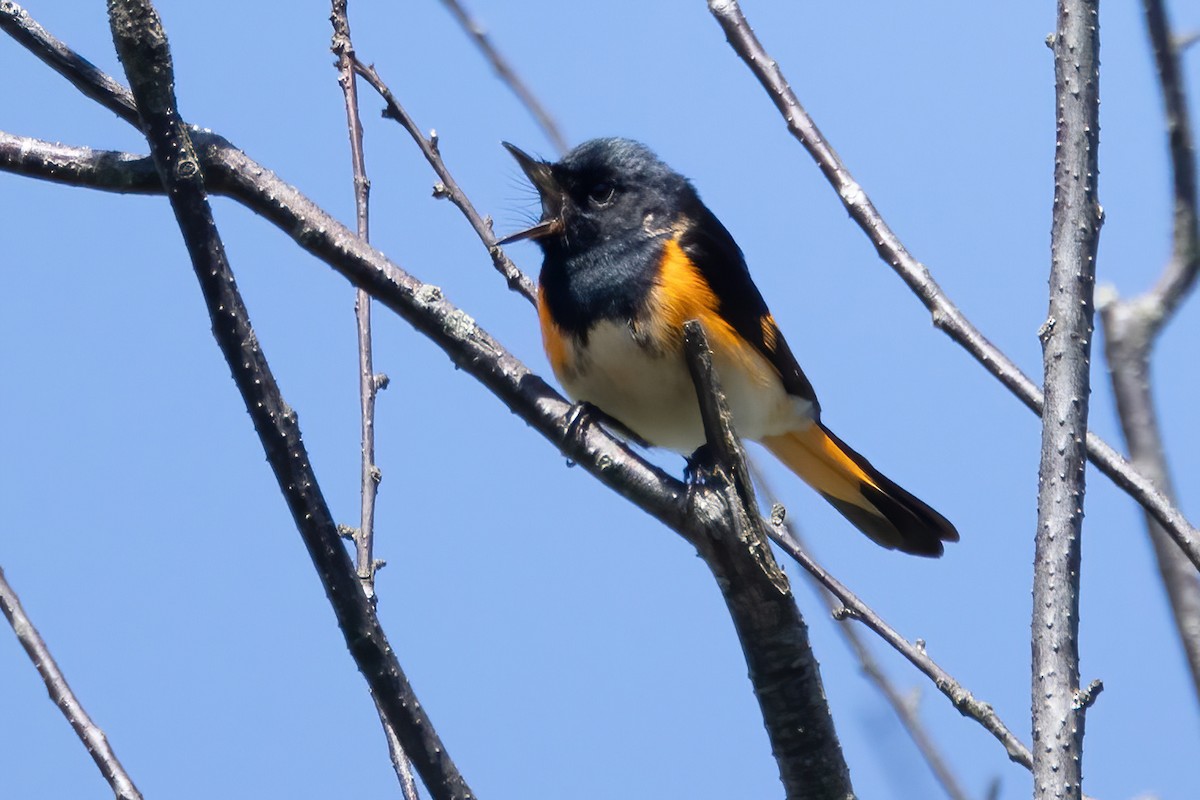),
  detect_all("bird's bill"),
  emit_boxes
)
[498,141,564,244]
[496,217,563,245]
